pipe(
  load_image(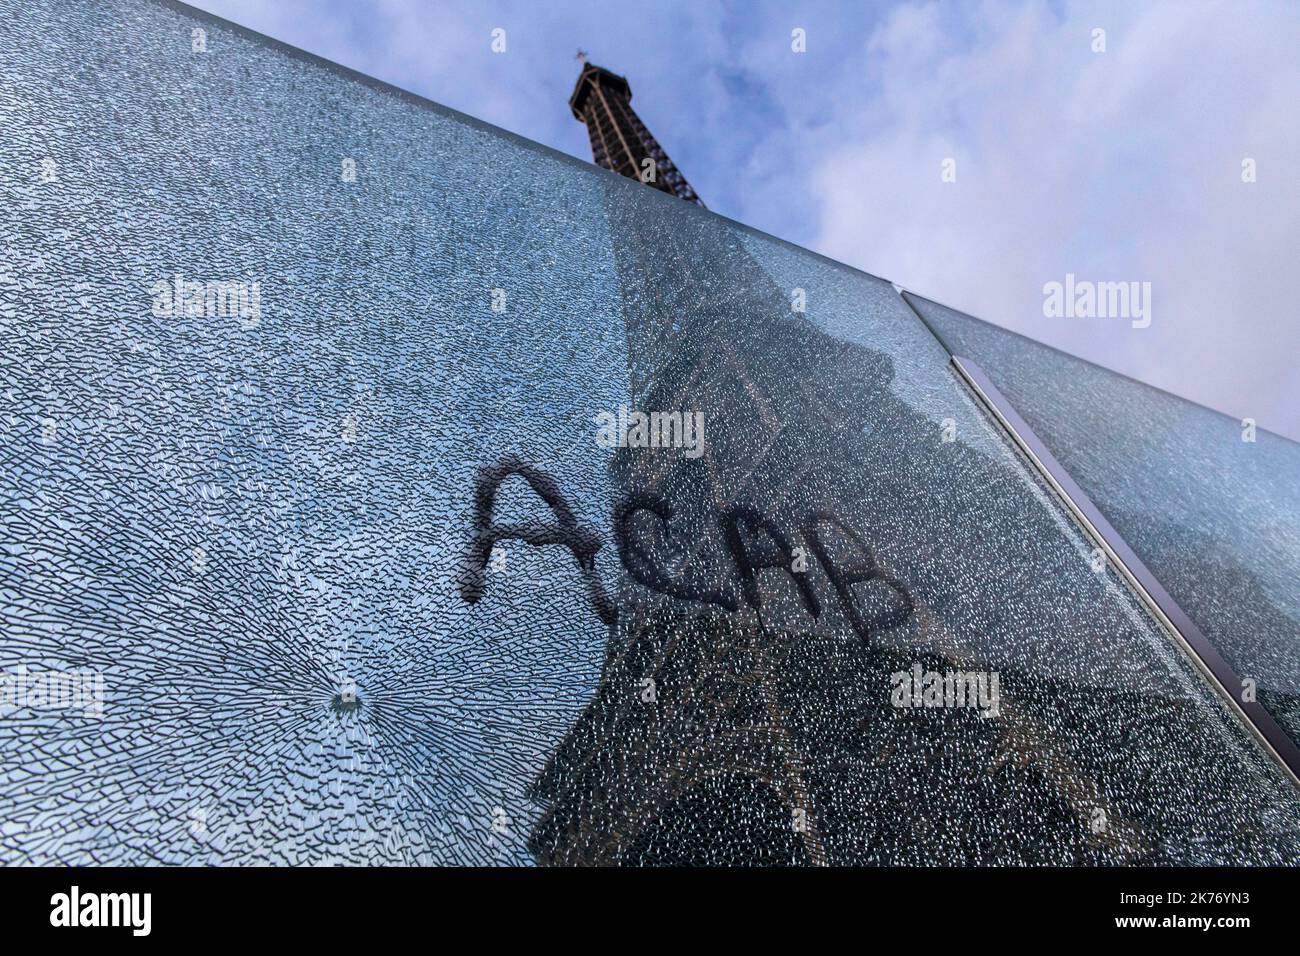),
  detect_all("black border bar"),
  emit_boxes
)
[0,864,1289,937]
